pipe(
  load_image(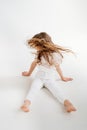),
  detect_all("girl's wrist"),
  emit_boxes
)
[61,76,64,80]
[28,72,31,76]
